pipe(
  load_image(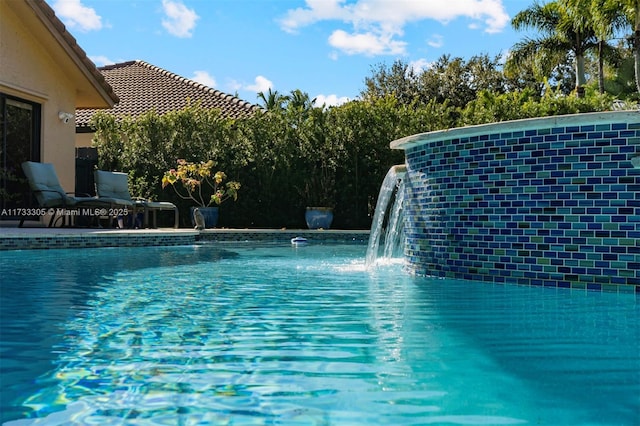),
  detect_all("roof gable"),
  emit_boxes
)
[76,60,259,128]
[24,0,118,107]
